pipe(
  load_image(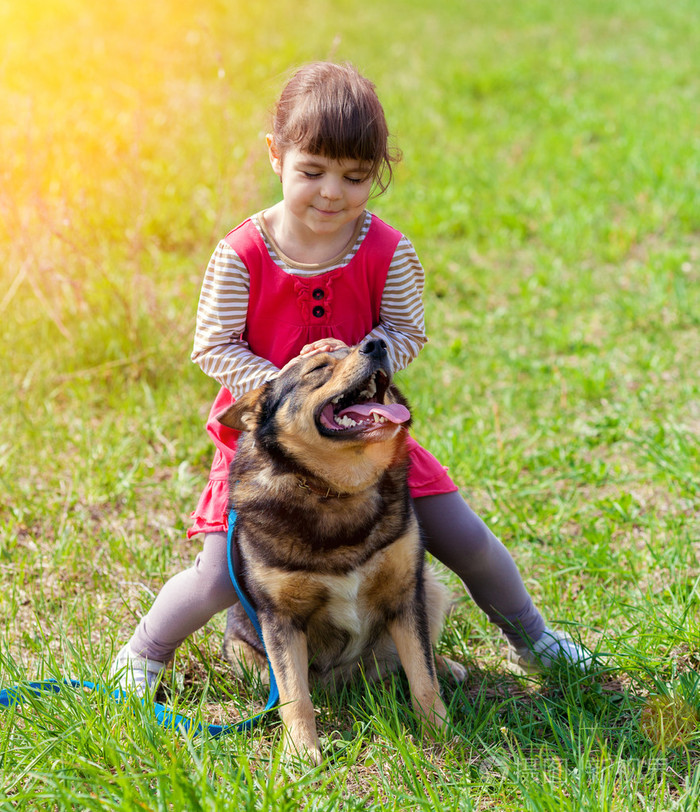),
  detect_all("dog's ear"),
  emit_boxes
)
[216,387,264,432]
